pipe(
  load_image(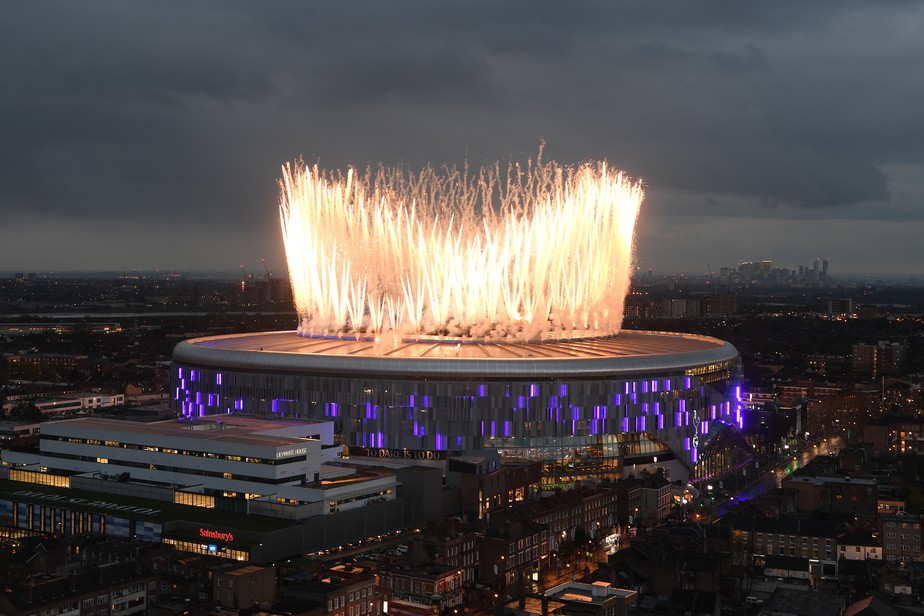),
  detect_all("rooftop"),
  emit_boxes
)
[545,581,636,604]
[173,329,738,378]
[1,564,156,610]
[763,587,845,616]
[40,414,328,449]
[222,564,269,577]
[784,475,877,487]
